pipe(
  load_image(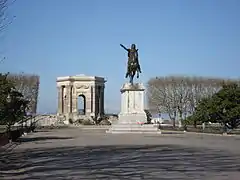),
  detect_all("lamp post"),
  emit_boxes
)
[26,112,31,132]
[6,94,12,142]
[158,111,161,124]
[223,108,227,134]
[183,111,187,132]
